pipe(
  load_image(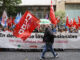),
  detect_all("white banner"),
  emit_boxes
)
[0,31,80,49]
